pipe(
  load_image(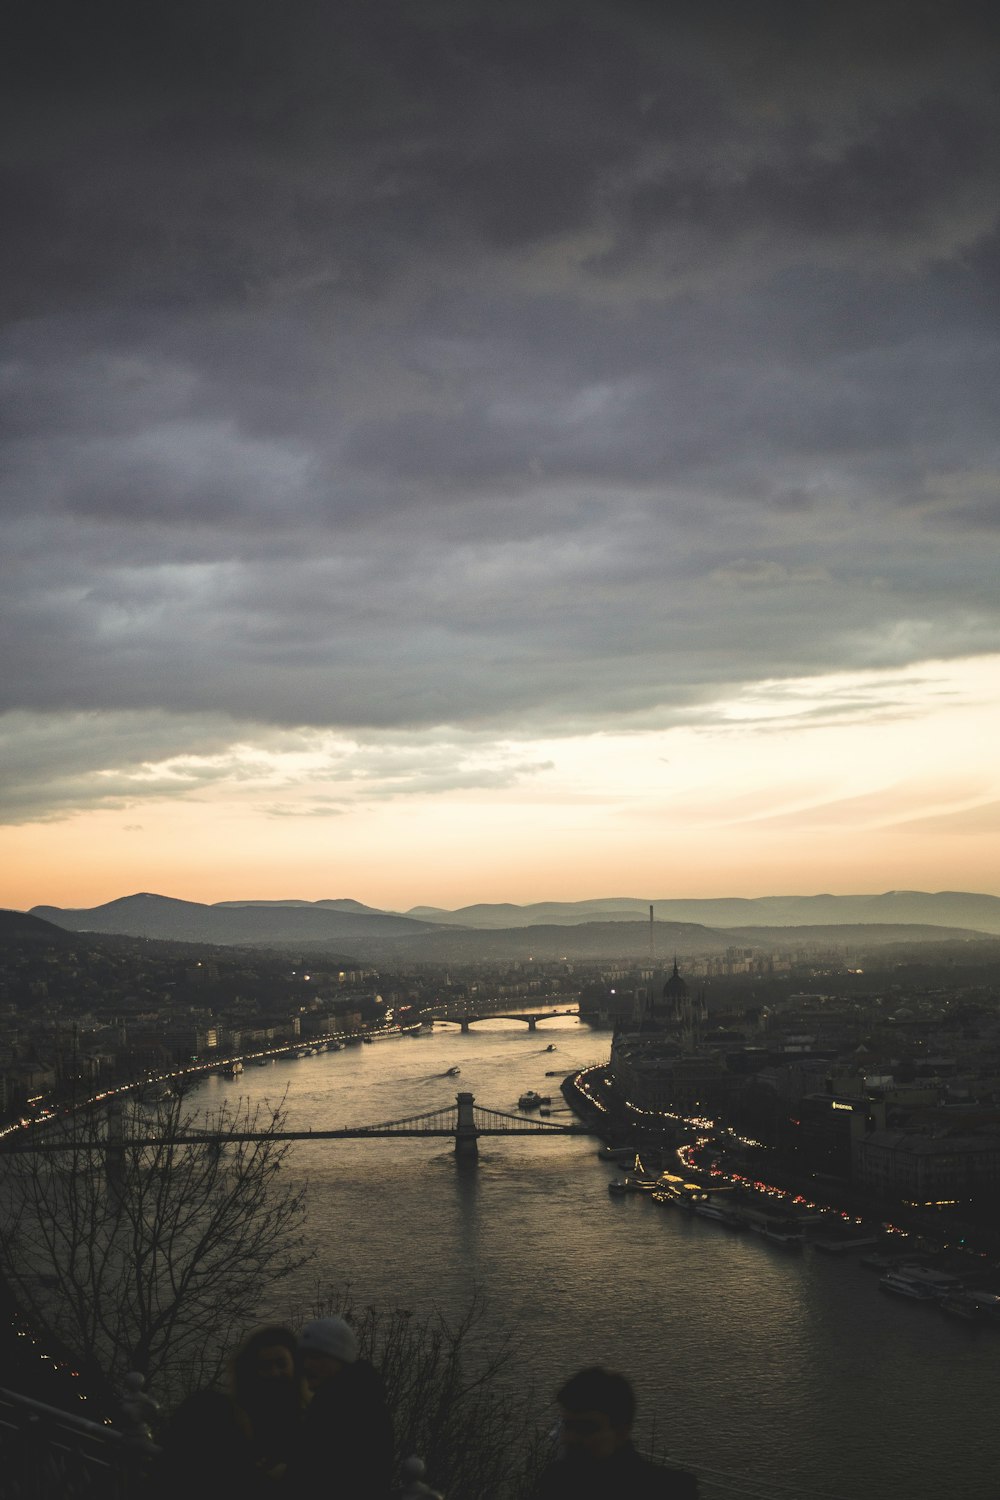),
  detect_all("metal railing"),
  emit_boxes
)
[0,1387,158,1500]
